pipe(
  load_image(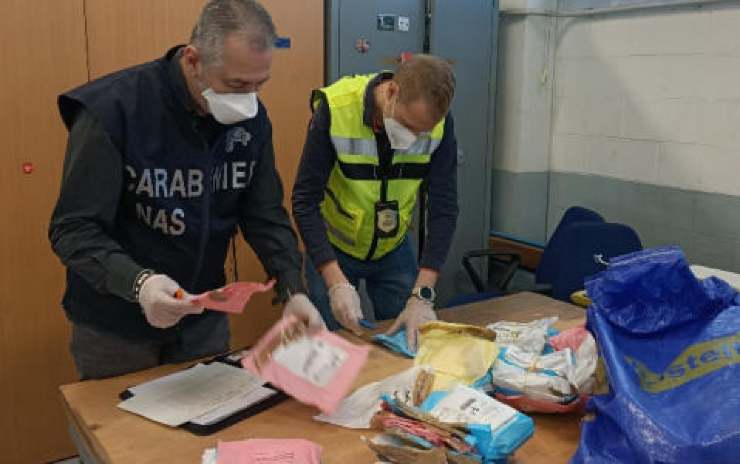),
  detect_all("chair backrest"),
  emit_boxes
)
[536,206,605,285]
[549,222,643,301]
